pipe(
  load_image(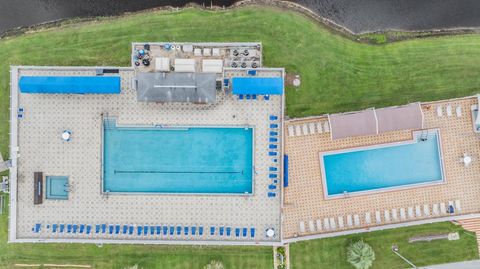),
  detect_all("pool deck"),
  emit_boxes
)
[283,97,480,239]
[9,66,284,245]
